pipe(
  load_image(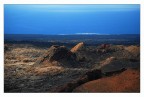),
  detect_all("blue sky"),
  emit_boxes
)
[4,4,140,35]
